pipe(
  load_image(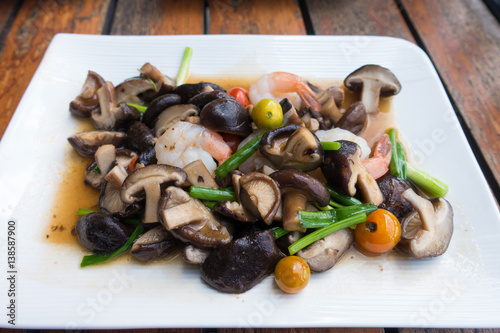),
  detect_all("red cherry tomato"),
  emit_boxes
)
[354,209,401,254]
[227,87,250,107]
[274,256,310,294]
[221,133,241,154]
